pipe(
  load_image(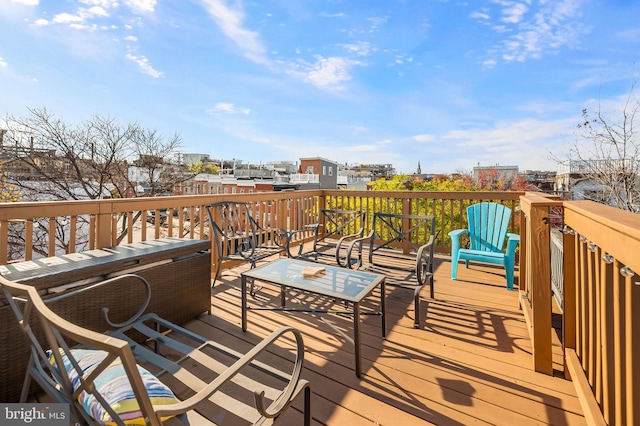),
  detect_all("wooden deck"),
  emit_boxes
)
[177,254,585,426]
